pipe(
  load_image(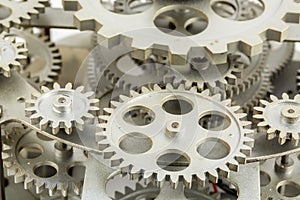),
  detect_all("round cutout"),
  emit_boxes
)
[19,144,43,159]
[0,4,12,20]
[197,138,230,160]
[156,150,190,172]
[199,111,231,131]
[68,165,86,180]
[260,171,271,187]
[123,106,155,126]
[162,97,193,115]
[33,163,57,178]
[119,132,153,154]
